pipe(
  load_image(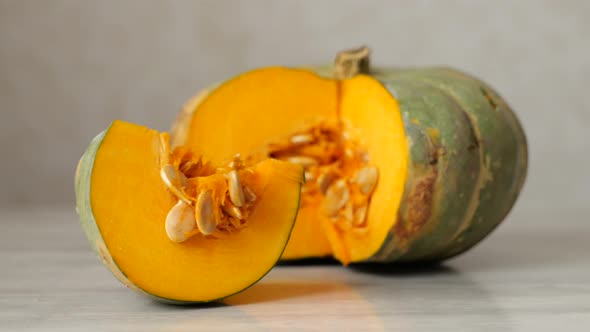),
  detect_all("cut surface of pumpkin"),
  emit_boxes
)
[174,68,409,264]
[76,120,303,302]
